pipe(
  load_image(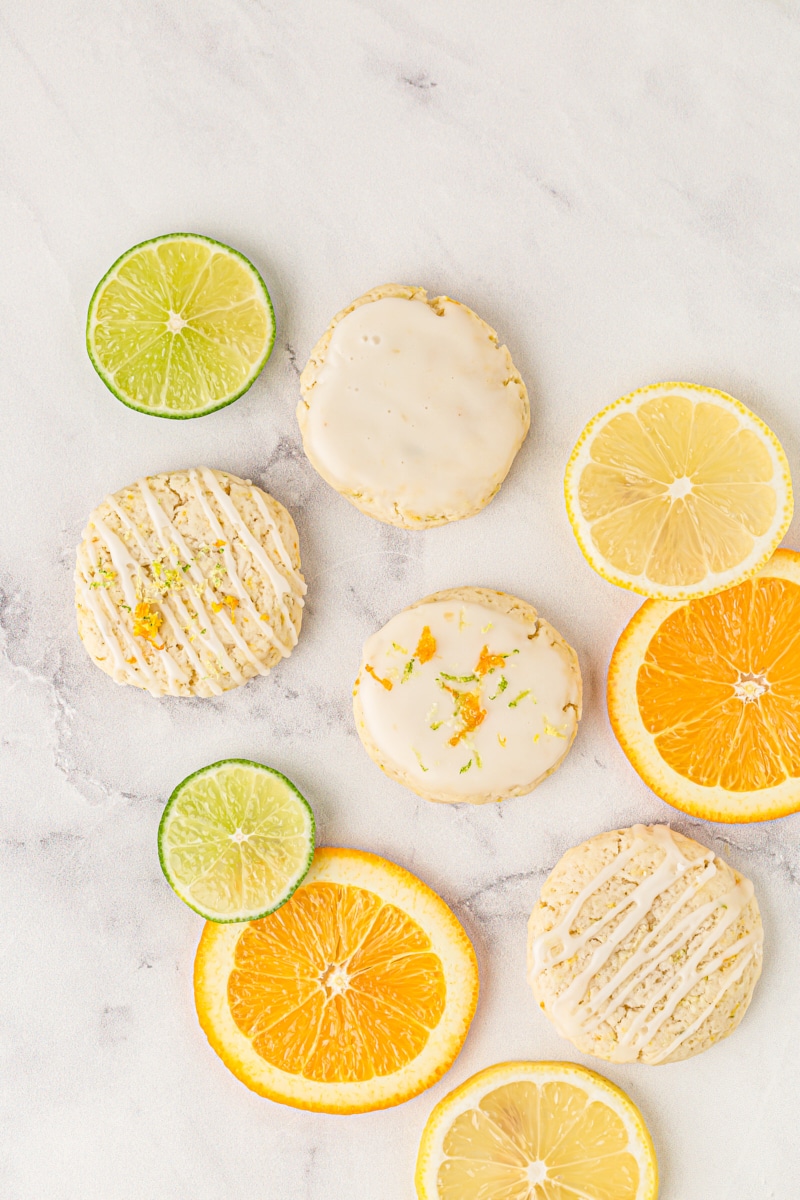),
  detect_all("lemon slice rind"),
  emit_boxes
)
[415,1059,658,1200]
[565,382,793,600]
